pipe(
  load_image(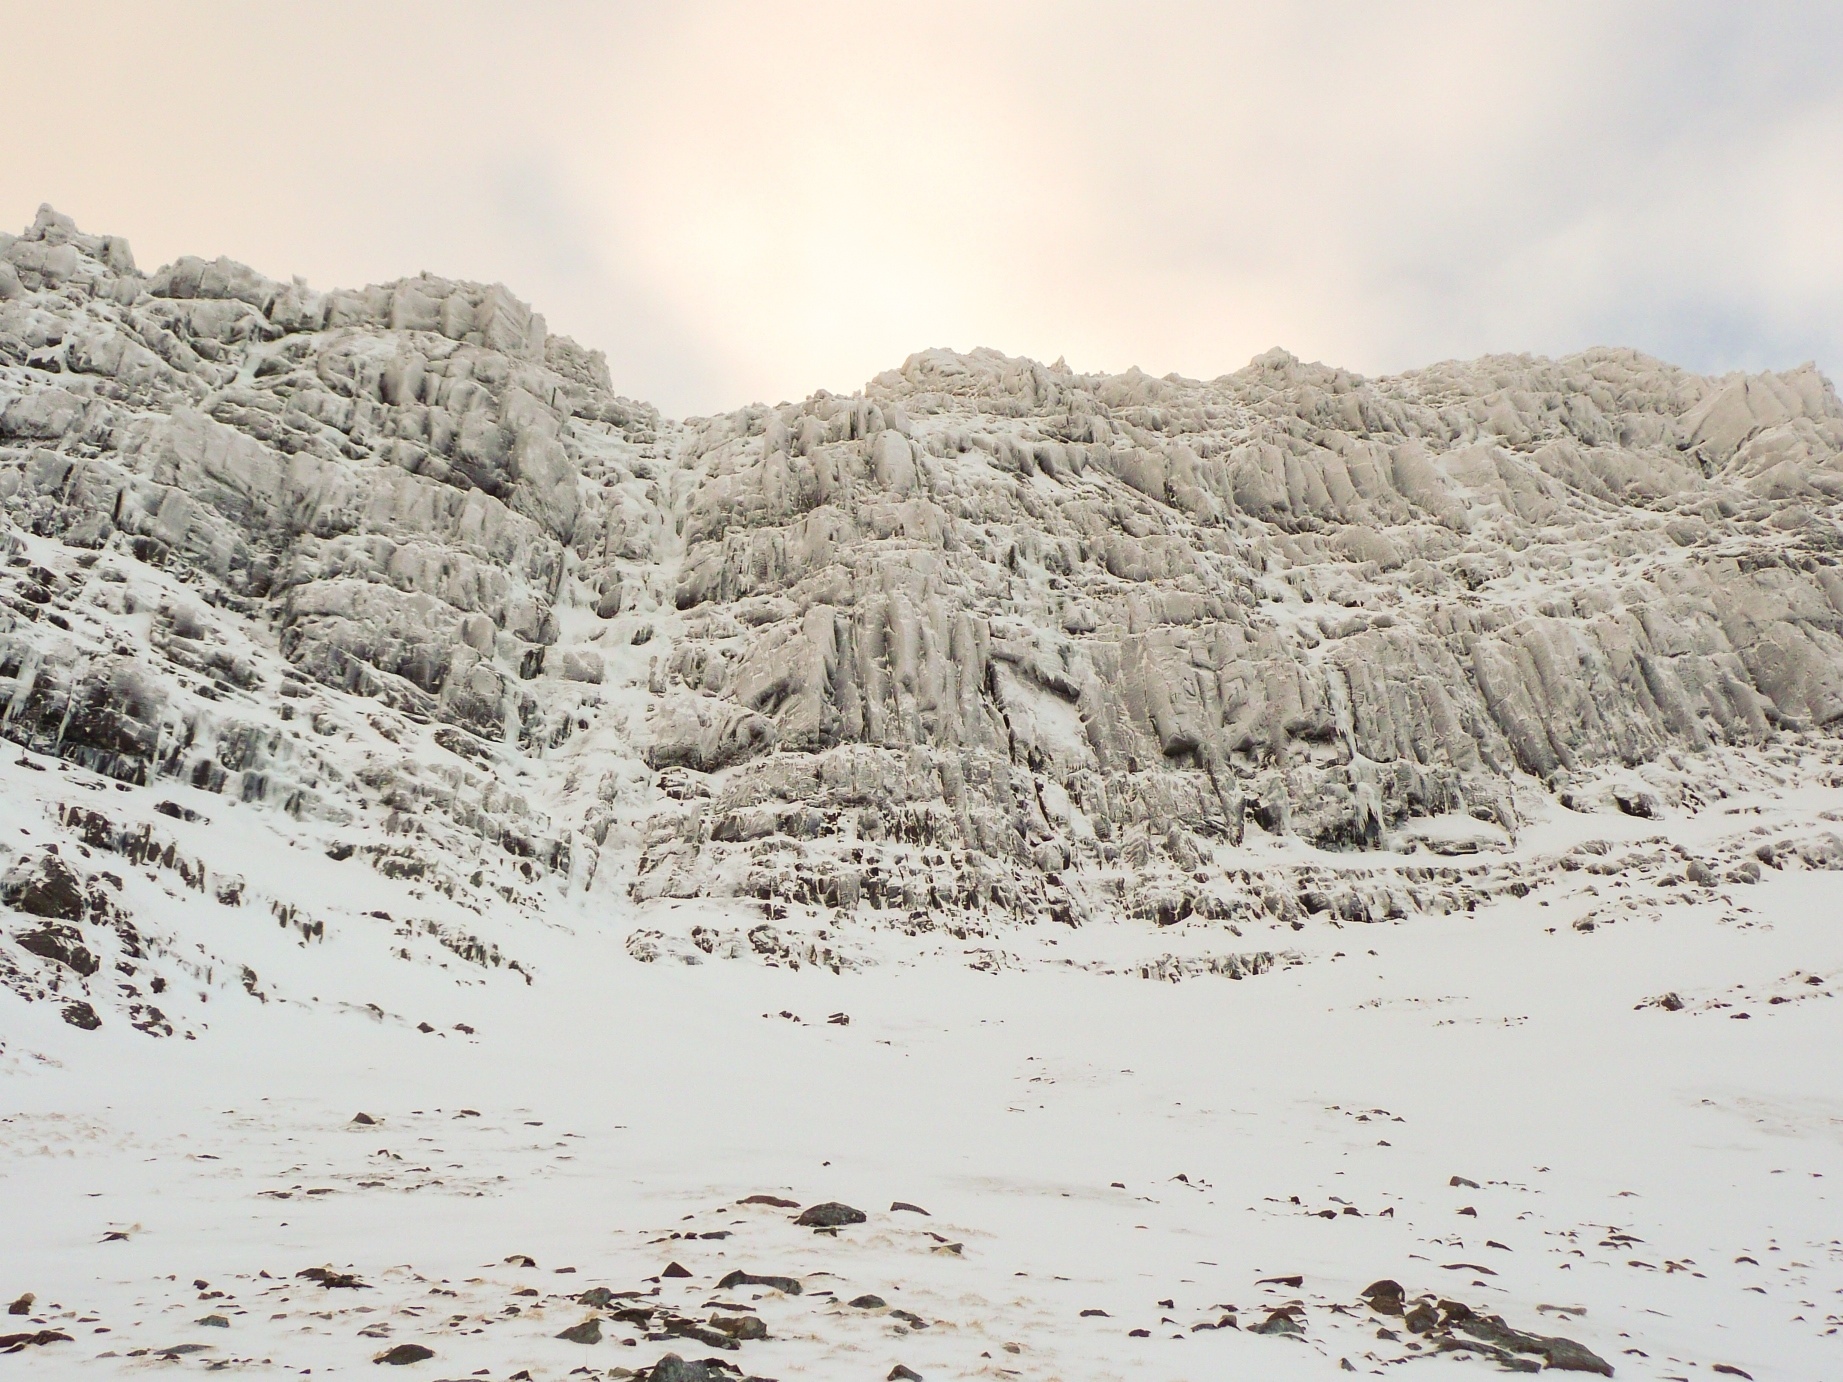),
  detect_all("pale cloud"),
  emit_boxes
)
[3,1,1838,415]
